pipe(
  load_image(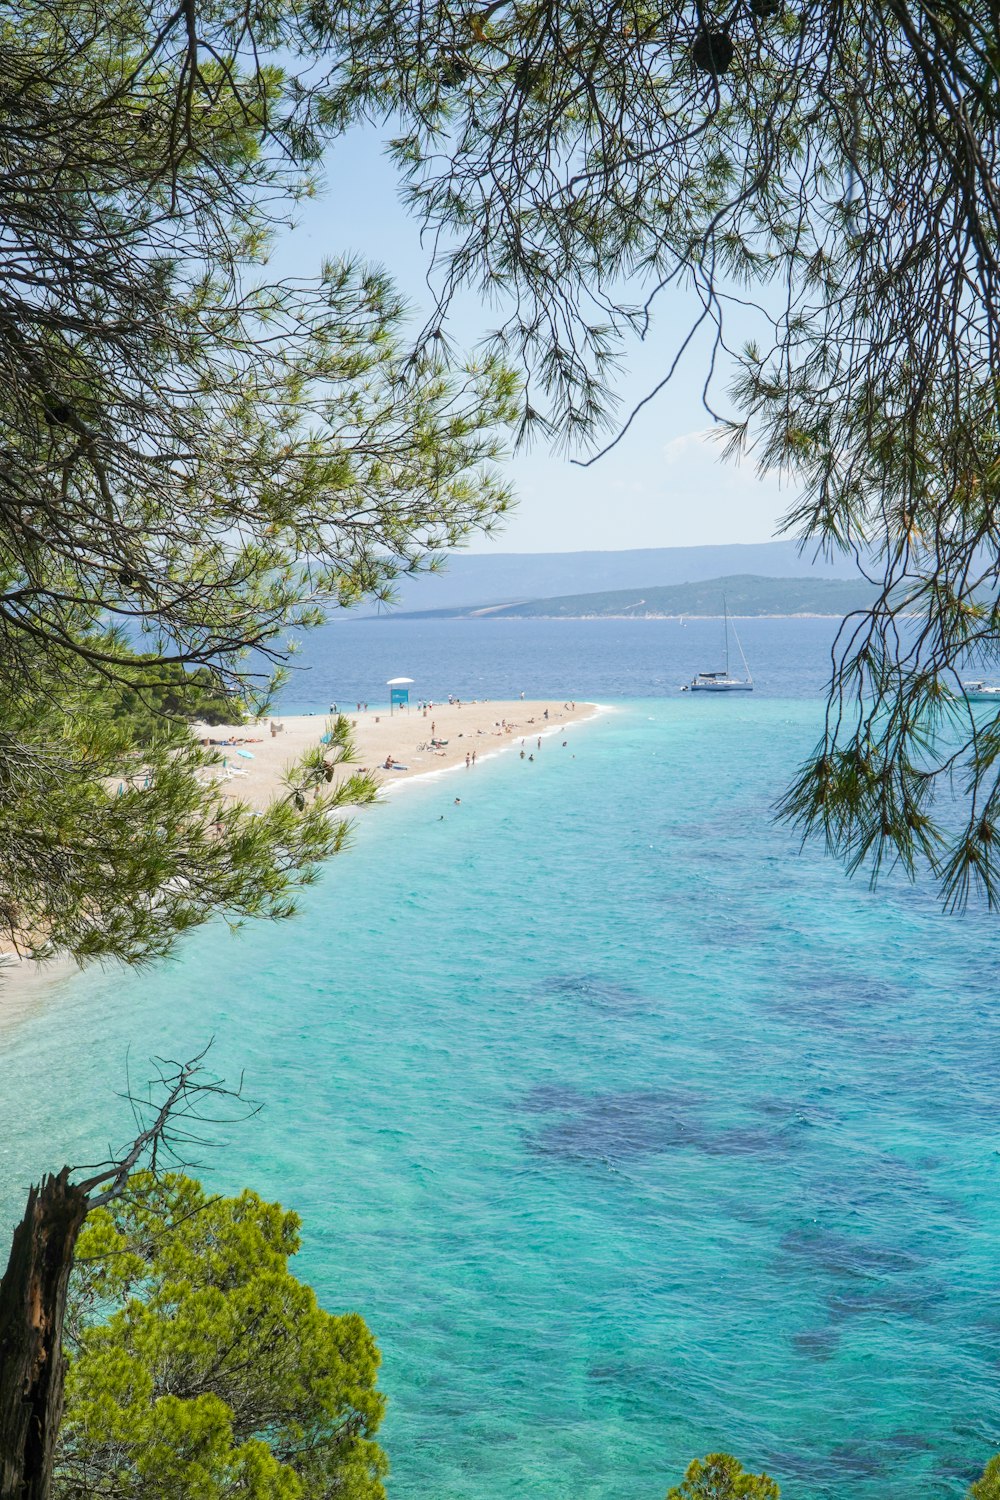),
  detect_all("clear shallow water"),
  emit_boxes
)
[3,653,1000,1497]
